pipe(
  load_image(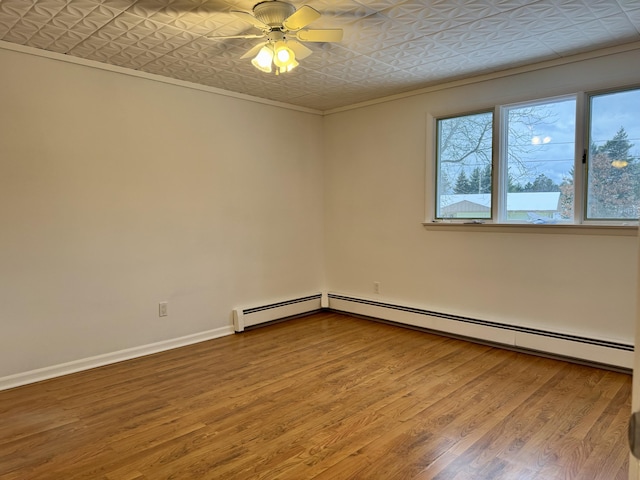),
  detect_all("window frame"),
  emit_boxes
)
[497,93,579,225]
[429,85,640,229]
[434,108,495,222]
[583,85,640,223]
